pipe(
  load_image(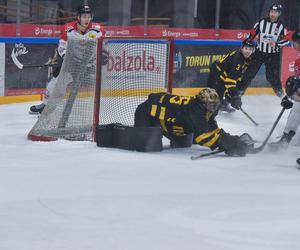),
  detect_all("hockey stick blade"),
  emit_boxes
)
[191,149,224,160]
[248,107,285,154]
